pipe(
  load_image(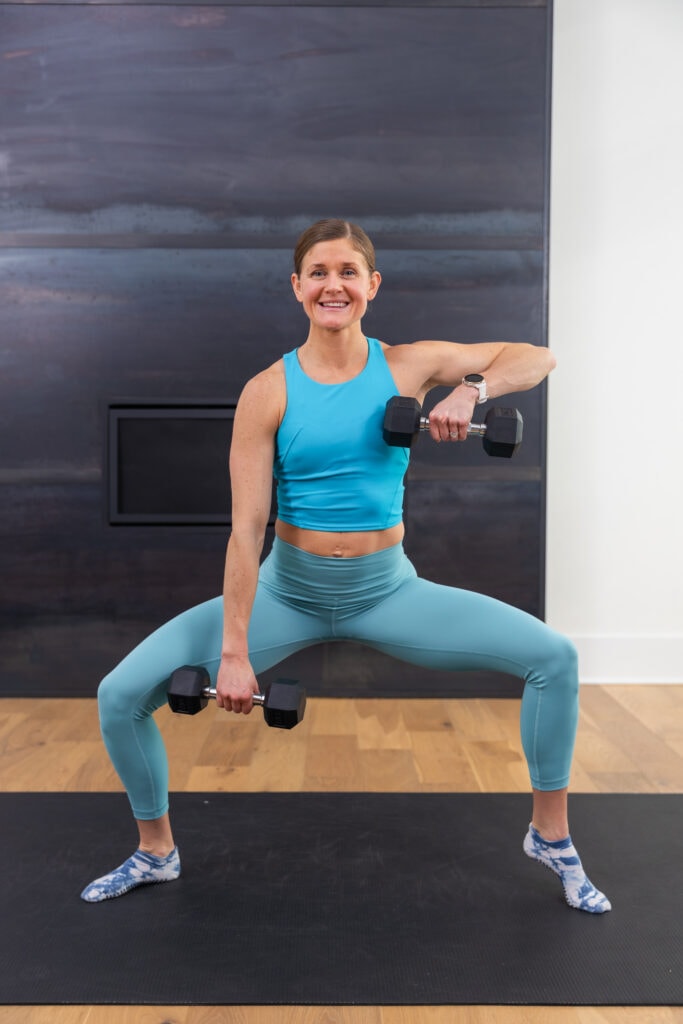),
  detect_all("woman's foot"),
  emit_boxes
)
[80,847,180,902]
[523,825,611,913]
